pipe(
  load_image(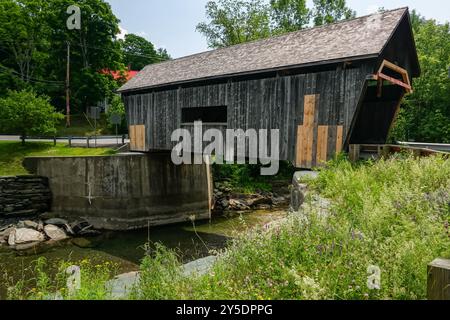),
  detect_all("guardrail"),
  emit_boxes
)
[3,135,130,148]
[397,141,450,153]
